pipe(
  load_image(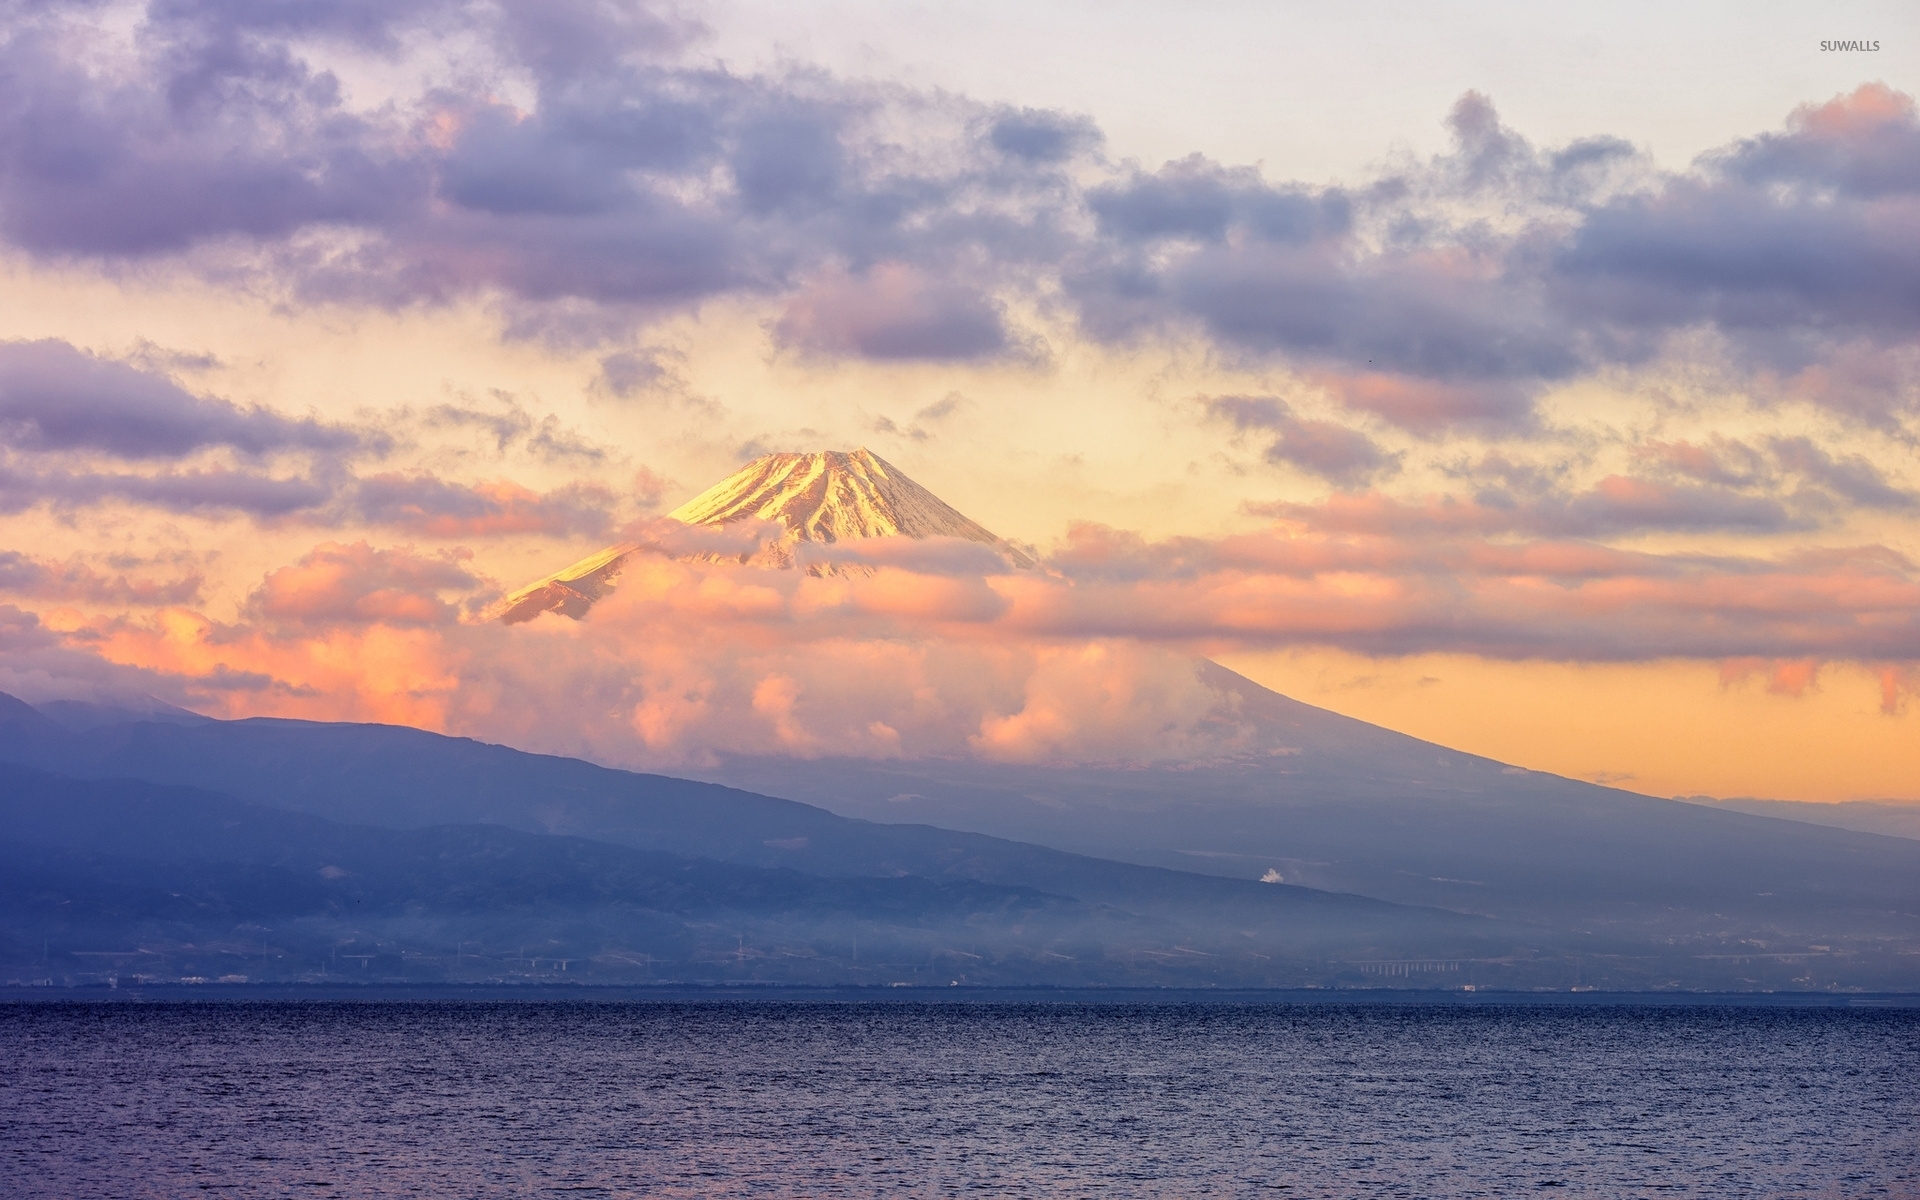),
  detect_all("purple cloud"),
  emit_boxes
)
[1202,395,1397,487]
[0,4,424,257]
[342,474,619,537]
[0,1,1915,425]
[1078,88,1920,429]
[0,339,363,459]
[0,550,203,605]
[988,108,1101,164]
[1769,436,1917,510]
[0,0,1079,362]
[0,460,332,517]
[1088,156,1348,245]
[774,264,1012,361]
